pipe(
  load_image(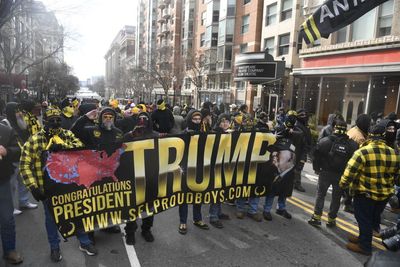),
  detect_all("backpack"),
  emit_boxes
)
[327,135,352,173]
